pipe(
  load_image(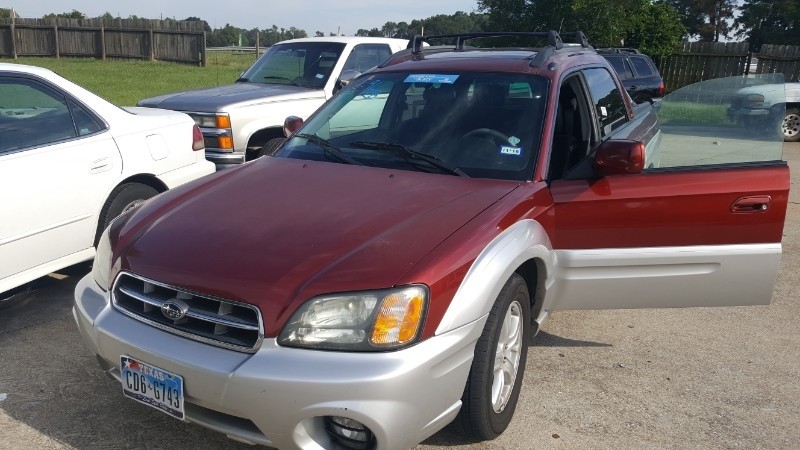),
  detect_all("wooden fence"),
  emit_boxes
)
[660,42,800,92]
[0,18,207,66]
